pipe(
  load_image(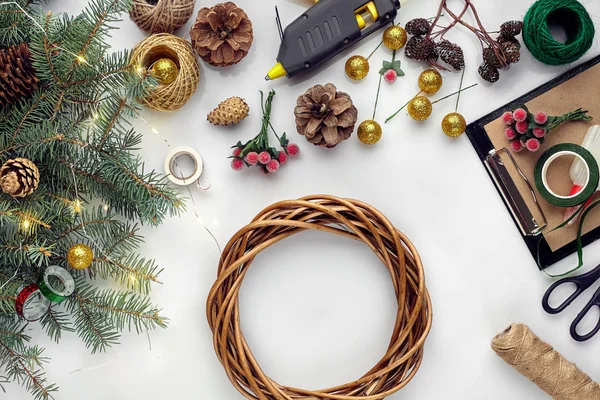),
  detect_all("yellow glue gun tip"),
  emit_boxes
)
[267,62,287,80]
